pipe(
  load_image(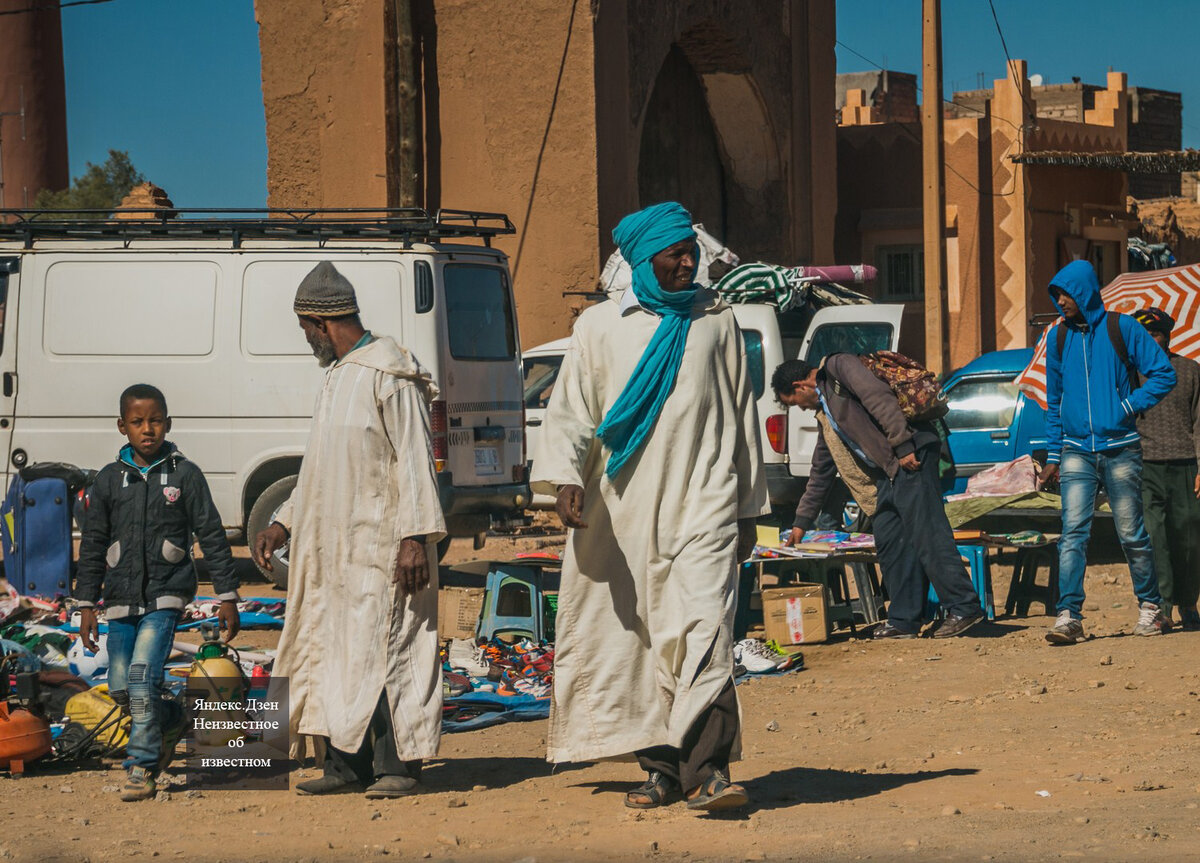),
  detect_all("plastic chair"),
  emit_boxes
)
[926,544,995,620]
[476,564,545,643]
[1004,544,1059,617]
